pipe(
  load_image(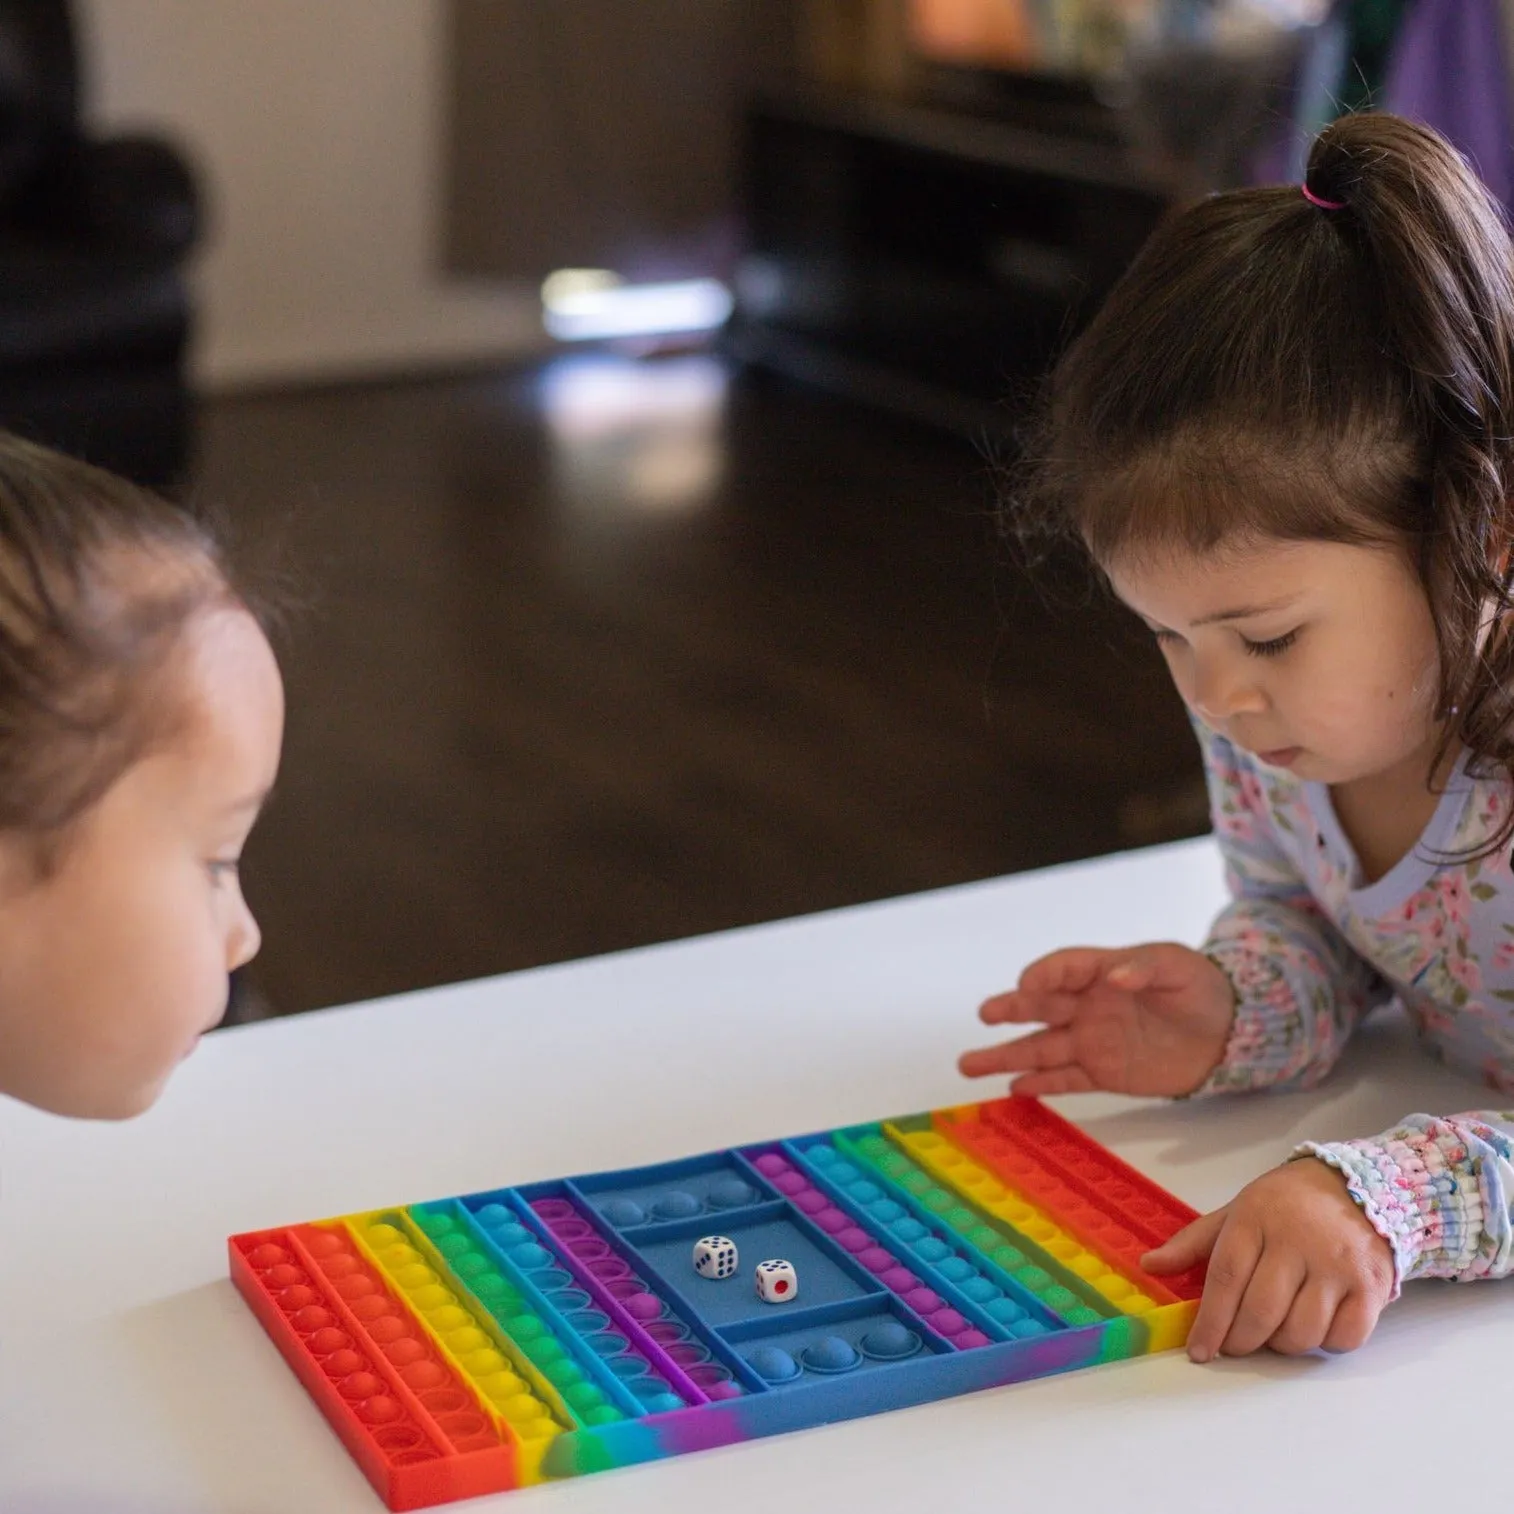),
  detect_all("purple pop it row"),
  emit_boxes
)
[528,1198,744,1408]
